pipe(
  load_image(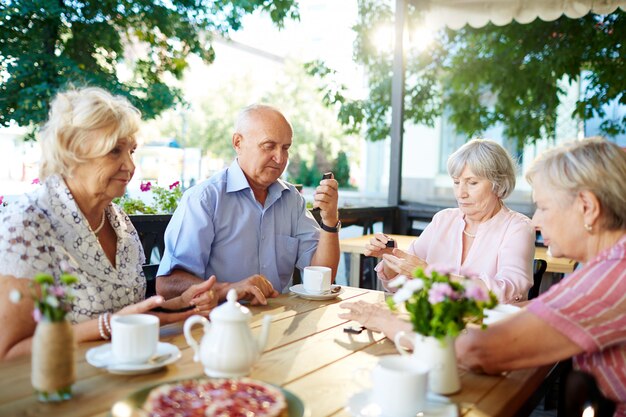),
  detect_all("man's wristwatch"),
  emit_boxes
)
[320,220,341,233]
